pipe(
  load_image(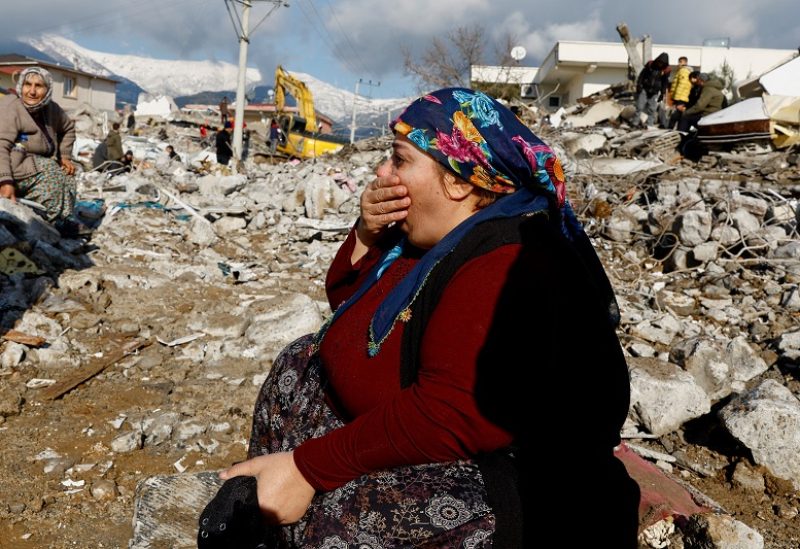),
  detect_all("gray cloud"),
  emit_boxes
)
[2,0,798,94]
[327,0,799,75]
